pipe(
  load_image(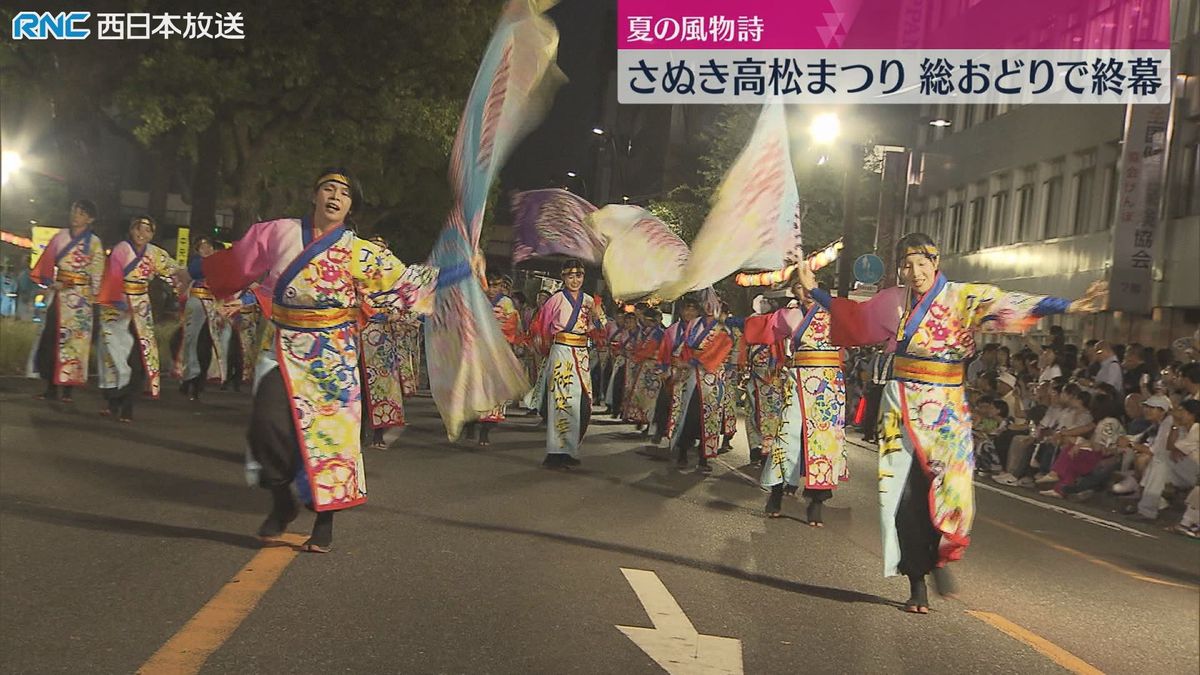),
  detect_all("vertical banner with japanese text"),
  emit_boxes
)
[175,227,190,266]
[1108,104,1169,313]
